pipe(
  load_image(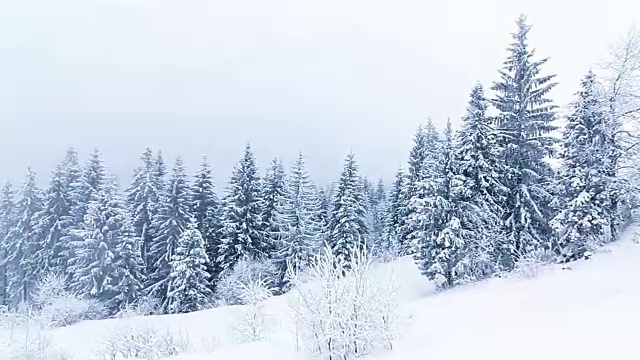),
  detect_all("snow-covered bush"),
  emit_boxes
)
[33,274,107,327]
[230,277,276,343]
[215,258,278,306]
[115,296,162,318]
[98,322,192,360]
[288,245,399,359]
[512,249,555,279]
[0,306,70,360]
